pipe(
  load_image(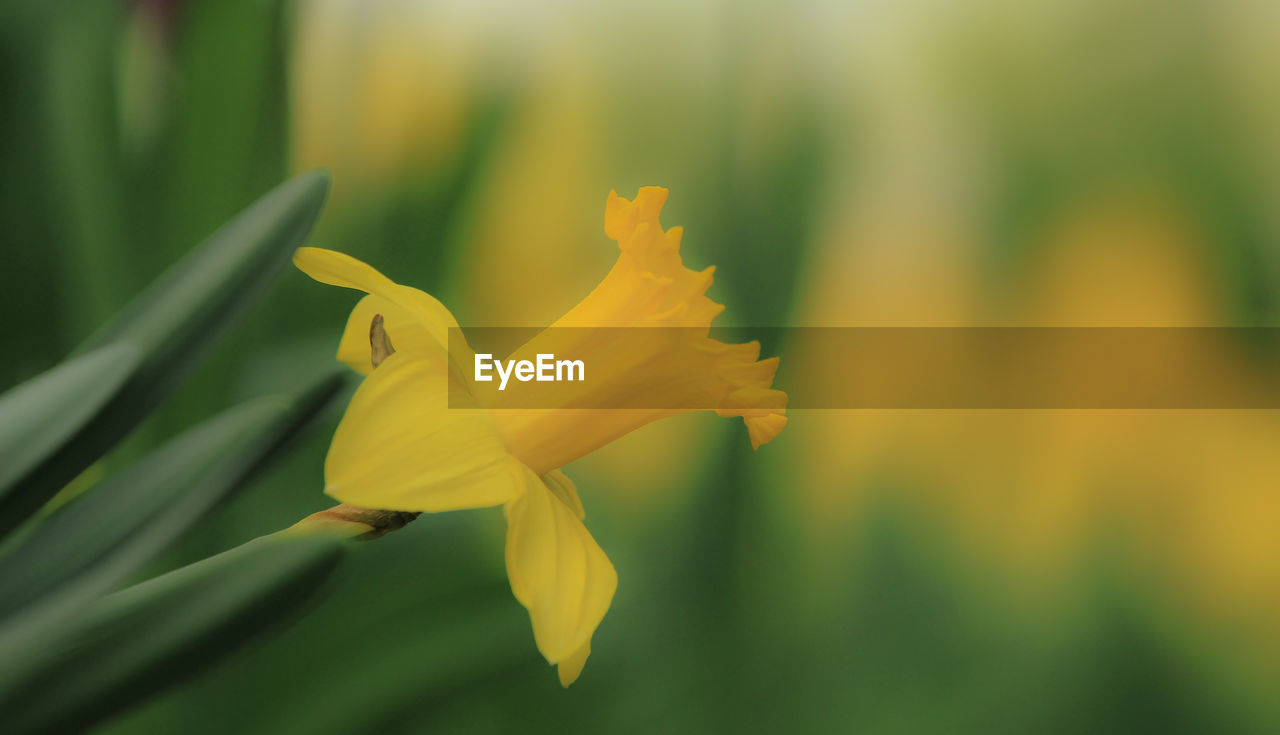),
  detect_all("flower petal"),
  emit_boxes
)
[488,188,787,472]
[543,468,586,520]
[492,330,787,472]
[504,463,617,667]
[294,247,469,356]
[557,639,591,687]
[336,293,447,375]
[324,349,518,511]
